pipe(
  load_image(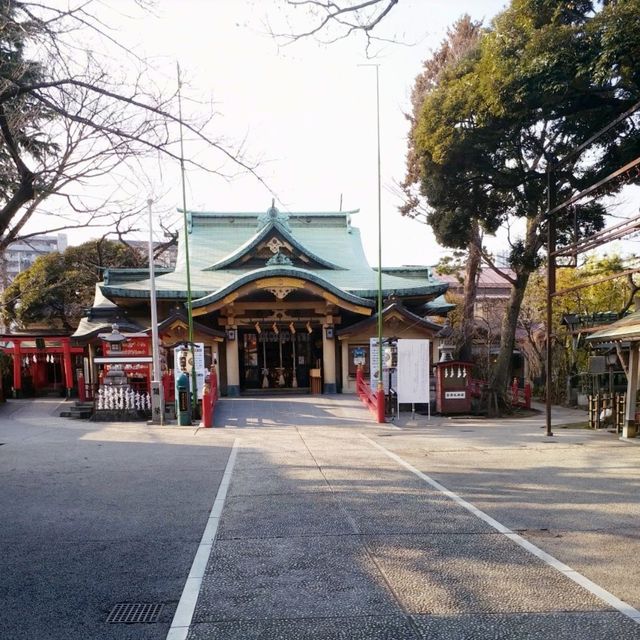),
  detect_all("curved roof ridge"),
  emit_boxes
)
[204,219,345,271]
[192,265,374,310]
